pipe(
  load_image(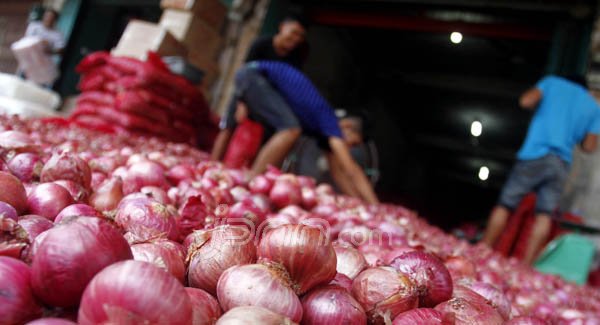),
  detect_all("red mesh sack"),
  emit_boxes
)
[77,91,115,107]
[223,119,264,169]
[76,51,110,74]
[114,91,171,124]
[78,74,107,92]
